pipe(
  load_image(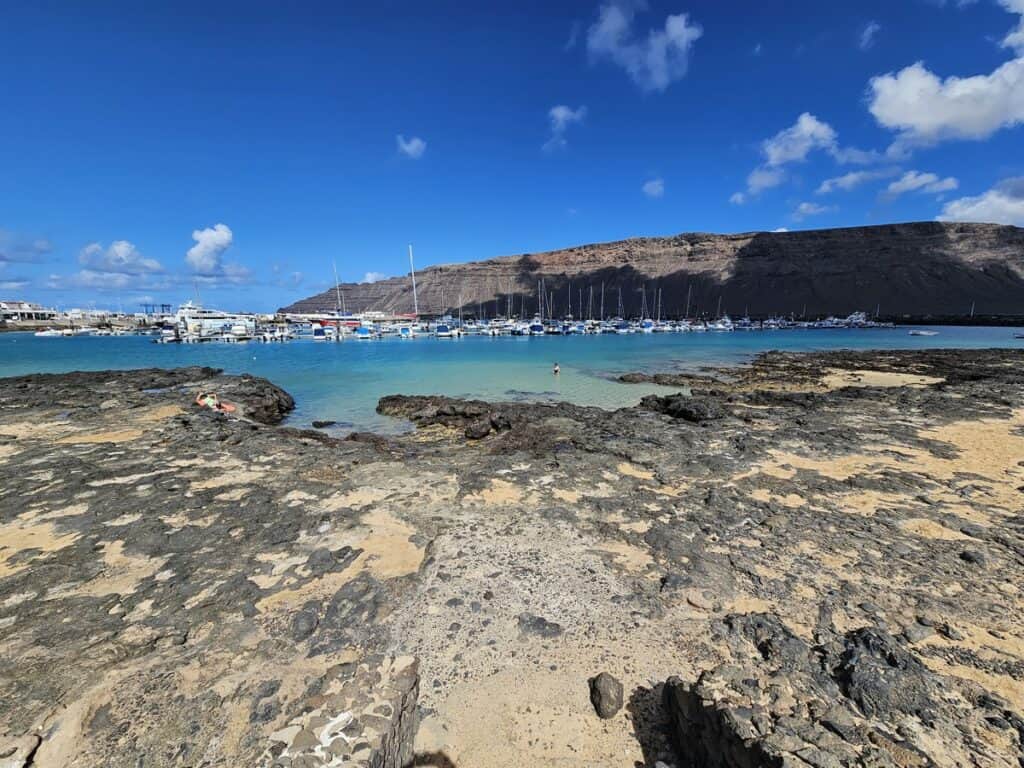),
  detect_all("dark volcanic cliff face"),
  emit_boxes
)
[280,222,1024,317]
